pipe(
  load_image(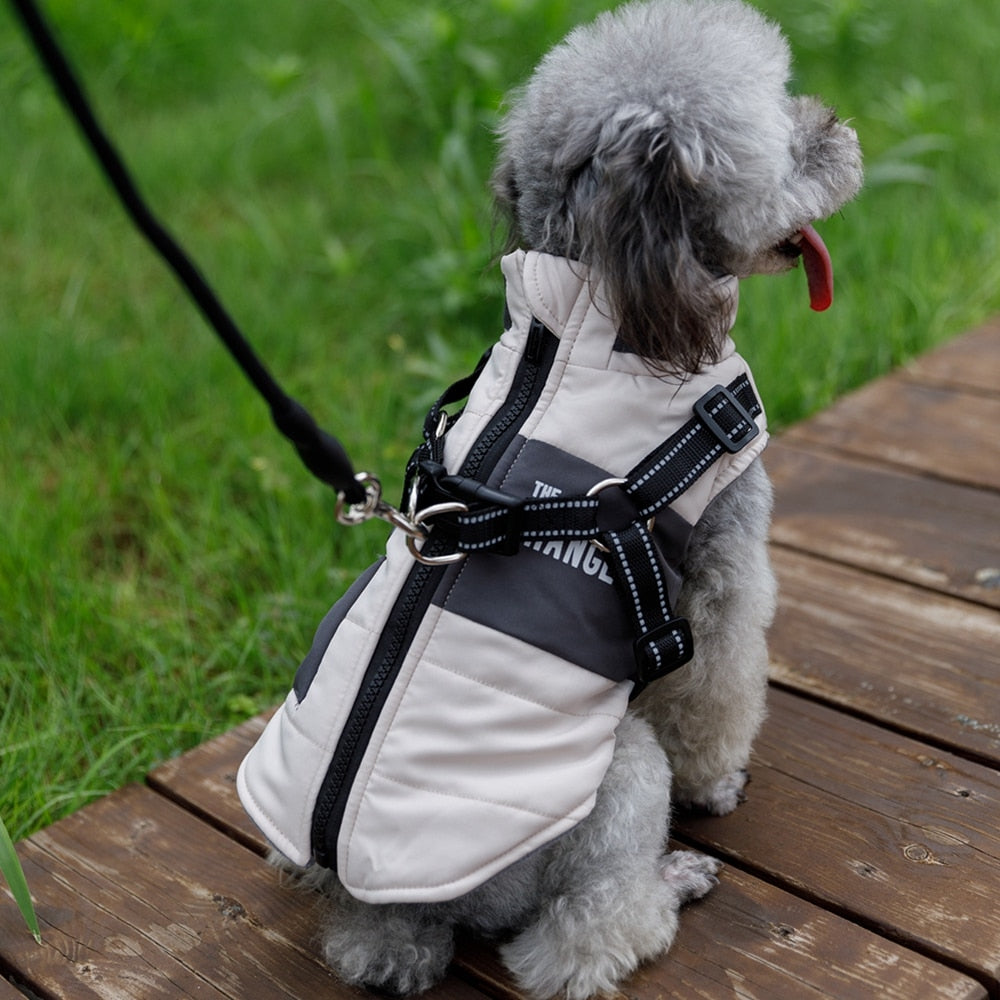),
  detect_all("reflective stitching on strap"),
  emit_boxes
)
[451,498,599,552]
[636,525,667,615]
[629,443,724,514]
[602,520,694,683]
[629,425,705,490]
[625,374,762,518]
[461,508,509,526]
[607,532,647,633]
